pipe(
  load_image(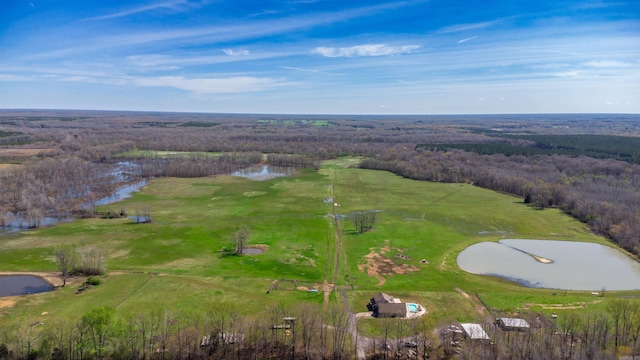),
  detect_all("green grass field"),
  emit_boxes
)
[1,161,637,334]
